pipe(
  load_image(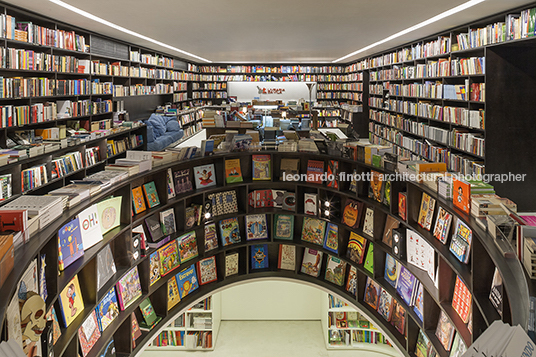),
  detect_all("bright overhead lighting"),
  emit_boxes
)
[333,0,486,63]
[48,0,211,63]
